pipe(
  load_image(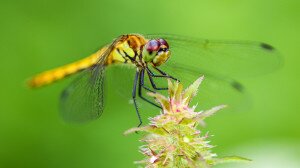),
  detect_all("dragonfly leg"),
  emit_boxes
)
[132,70,142,127]
[153,66,179,82]
[140,69,155,93]
[145,67,169,90]
[138,69,162,109]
